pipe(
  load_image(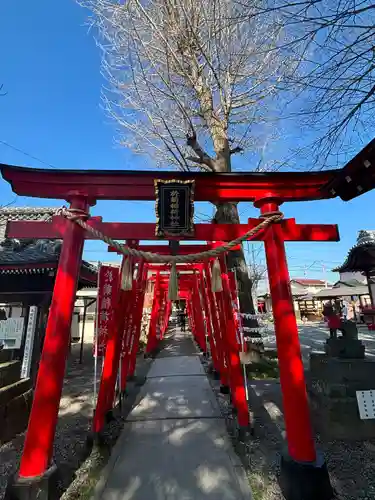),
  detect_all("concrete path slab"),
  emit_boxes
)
[147,355,205,378]
[128,375,221,420]
[99,418,249,500]
[156,327,198,357]
[95,329,252,500]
